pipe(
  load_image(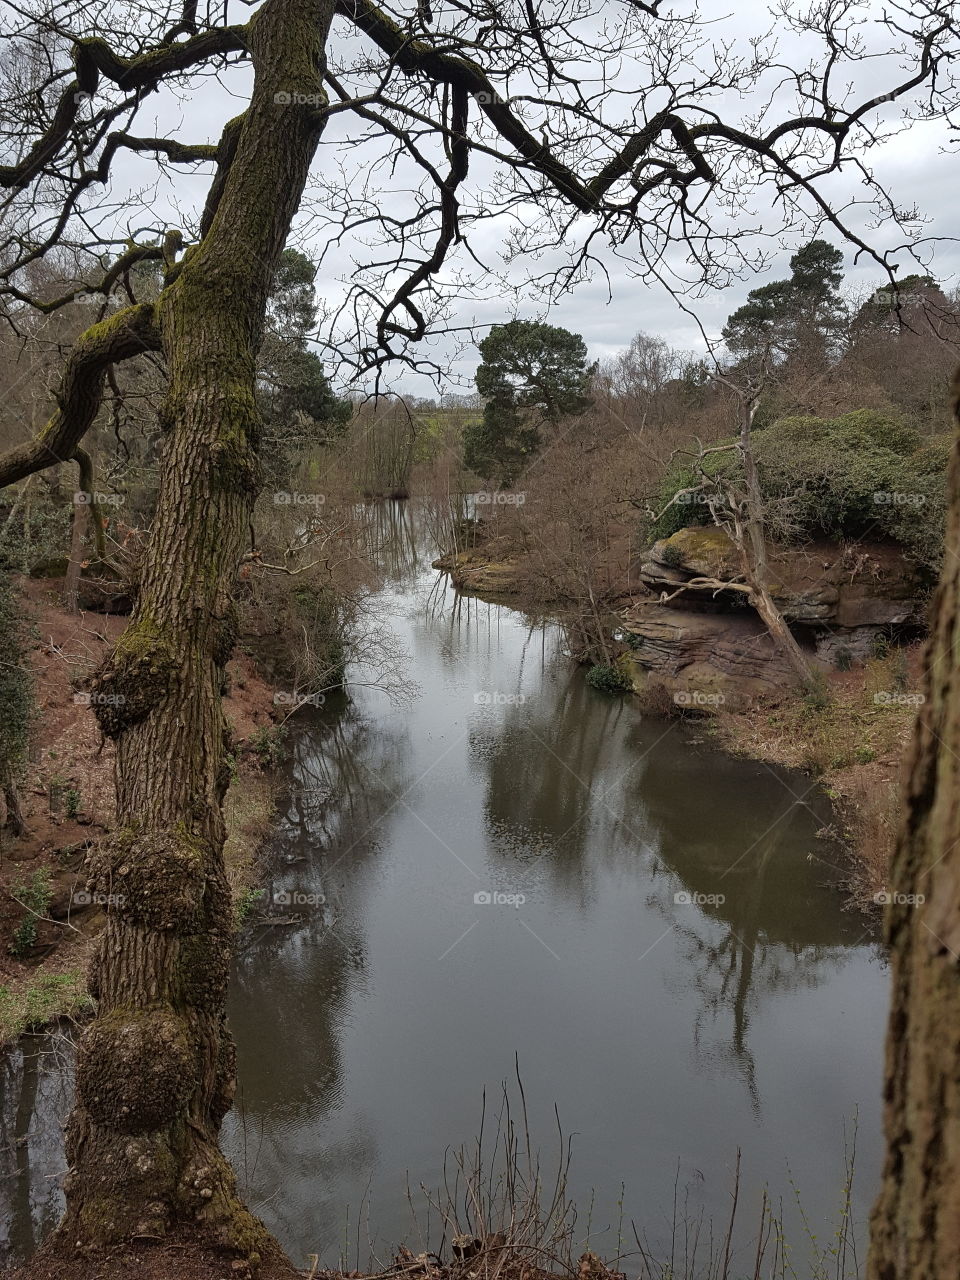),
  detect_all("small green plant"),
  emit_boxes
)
[835,646,853,672]
[660,539,686,568]
[8,868,53,957]
[251,724,287,769]
[871,631,891,660]
[855,746,877,764]
[586,663,632,695]
[890,646,909,692]
[64,786,81,818]
[802,671,832,712]
[234,887,266,928]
